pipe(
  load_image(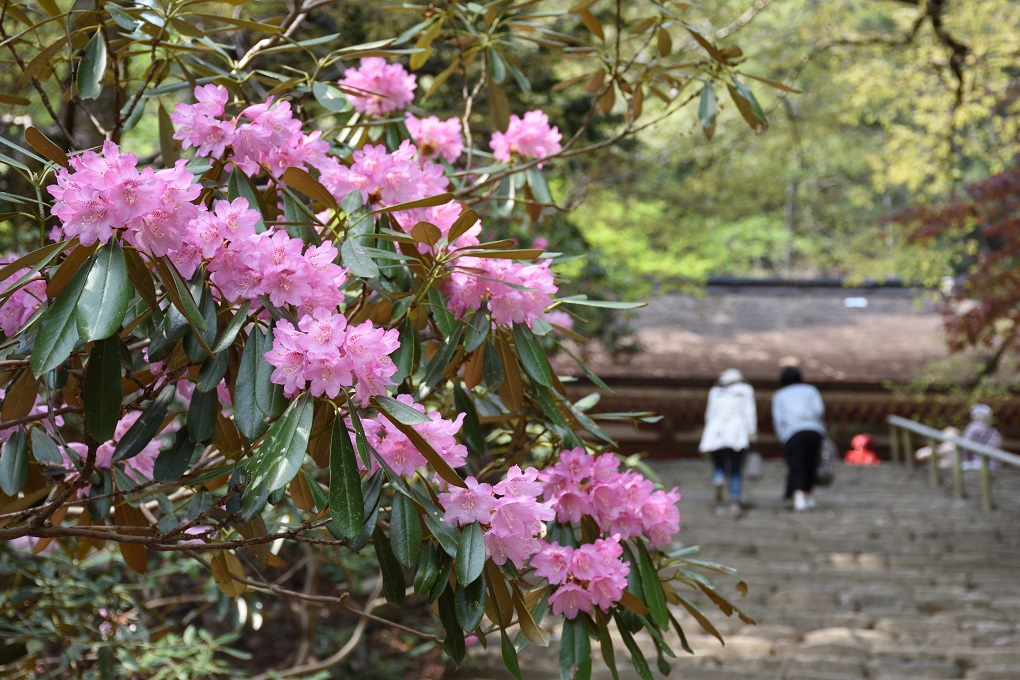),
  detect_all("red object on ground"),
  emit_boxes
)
[845,433,881,466]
